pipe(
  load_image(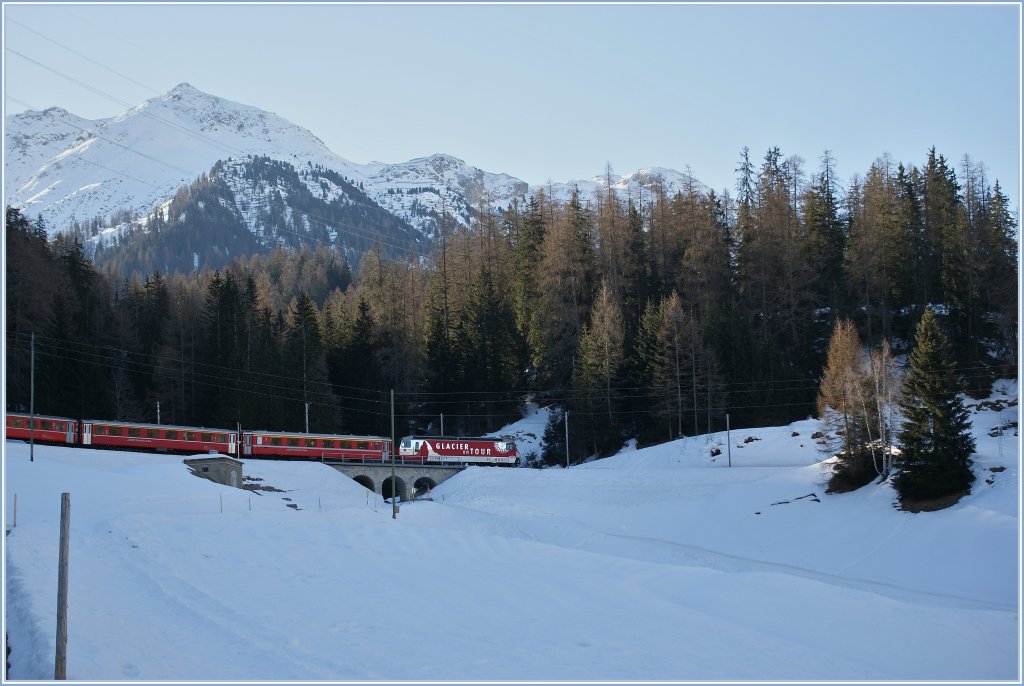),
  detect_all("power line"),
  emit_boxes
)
[4,90,197,178]
[5,17,161,97]
[4,36,451,267]
[7,330,1007,415]
[6,47,243,158]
